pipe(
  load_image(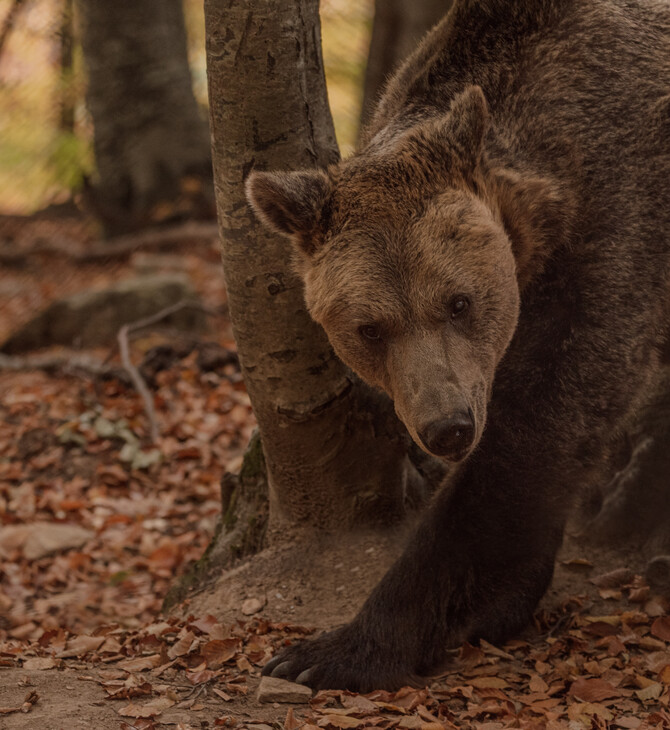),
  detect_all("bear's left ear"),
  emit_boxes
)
[245,169,331,254]
[442,85,489,170]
